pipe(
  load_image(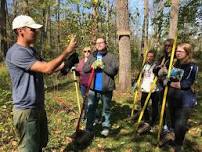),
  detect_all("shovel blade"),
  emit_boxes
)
[71,129,93,145]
